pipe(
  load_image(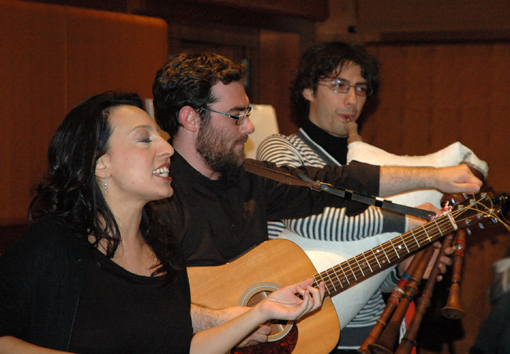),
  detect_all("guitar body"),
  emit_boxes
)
[278,229,397,329]
[188,191,509,354]
[188,239,340,354]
